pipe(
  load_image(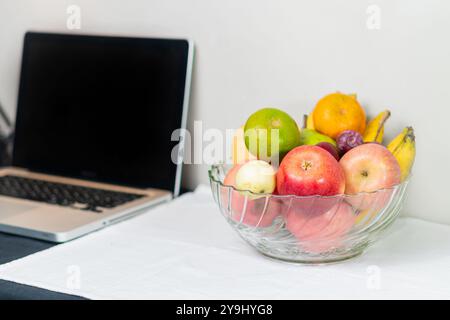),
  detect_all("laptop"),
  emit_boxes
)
[0,32,194,242]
